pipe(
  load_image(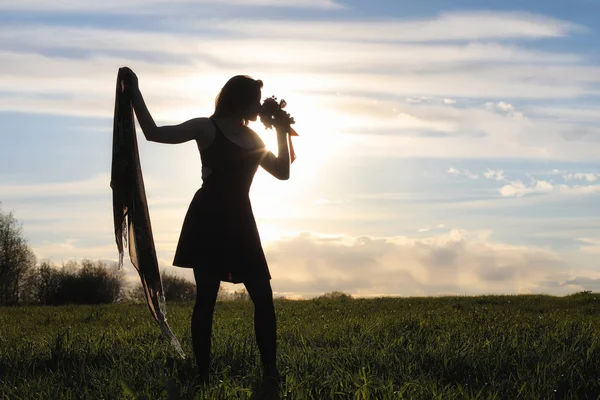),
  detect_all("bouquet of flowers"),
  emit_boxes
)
[259,96,299,162]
